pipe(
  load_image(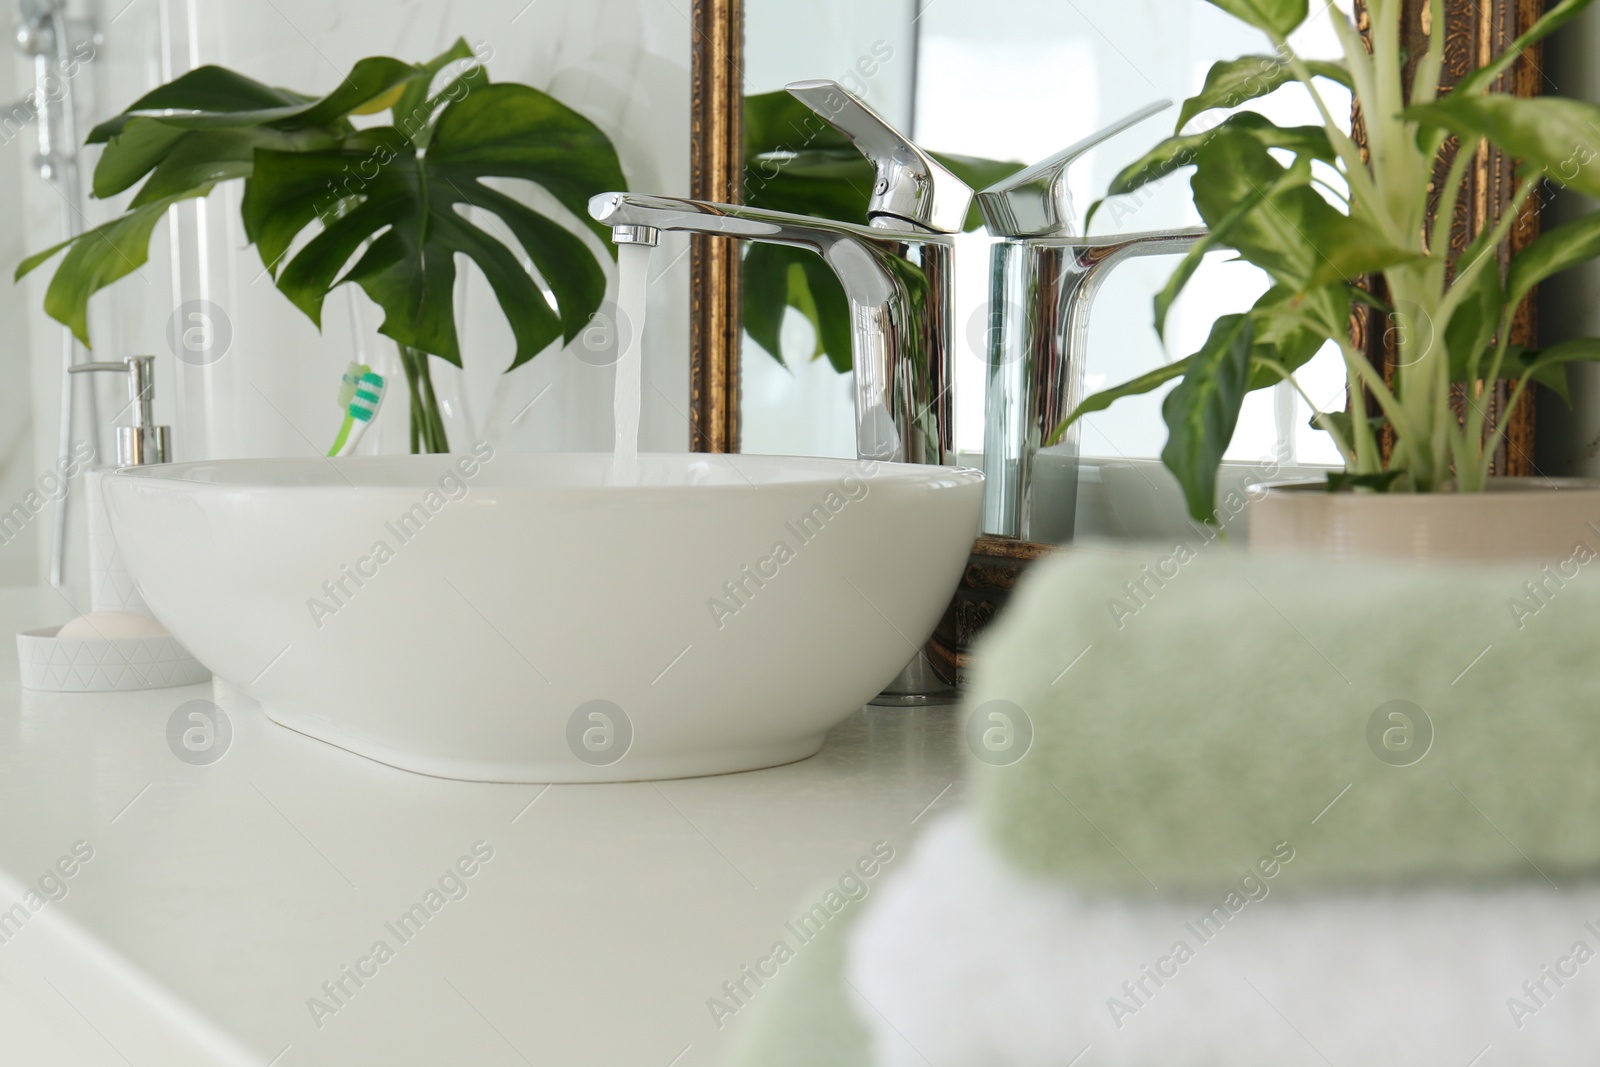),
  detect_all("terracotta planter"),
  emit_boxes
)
[1247,477,1600,562]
